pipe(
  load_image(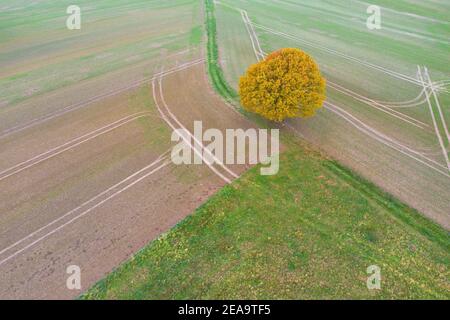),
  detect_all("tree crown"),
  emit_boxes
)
[239,48,326,122]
